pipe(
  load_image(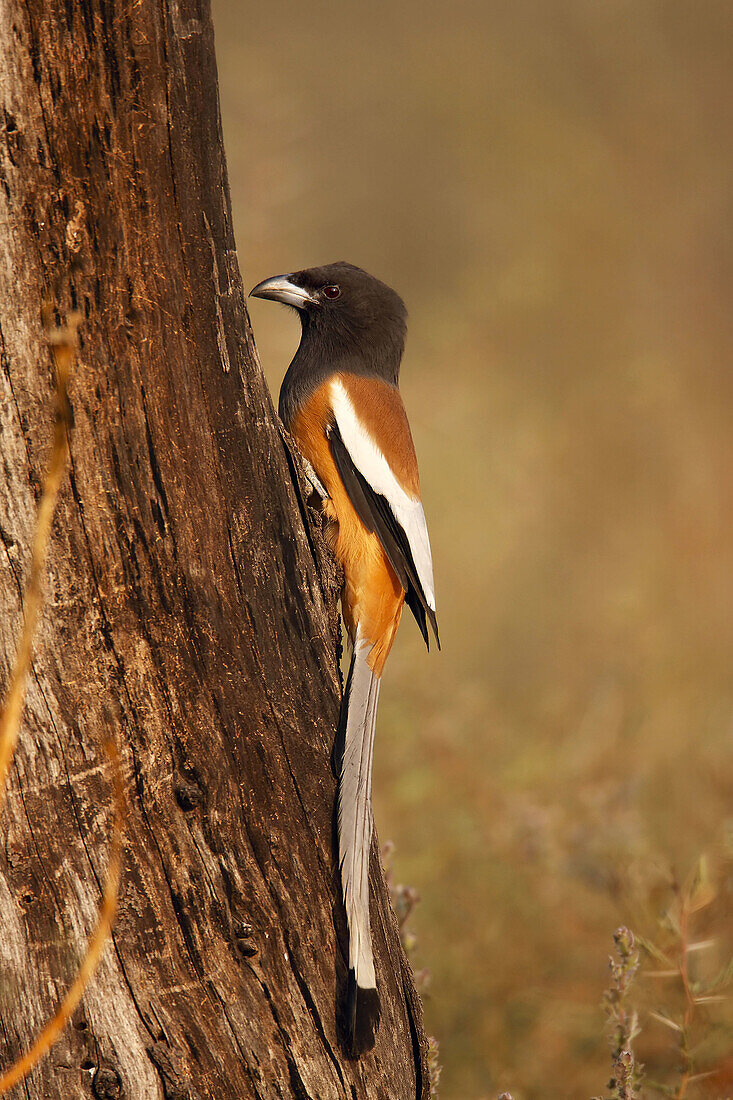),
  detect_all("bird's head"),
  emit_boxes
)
[249,262,407,380]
